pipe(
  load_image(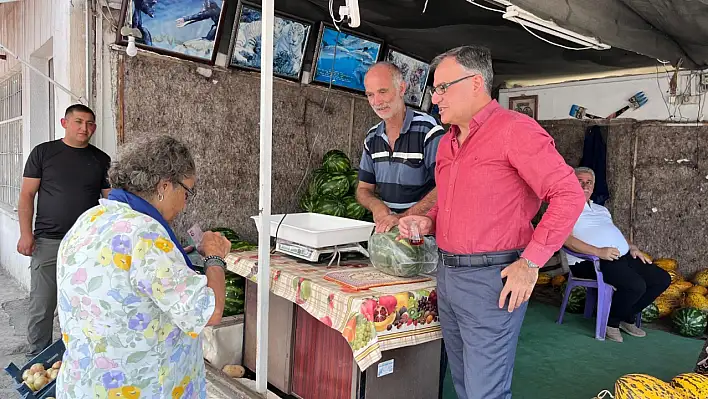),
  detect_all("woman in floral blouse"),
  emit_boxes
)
[56,135,231,399]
